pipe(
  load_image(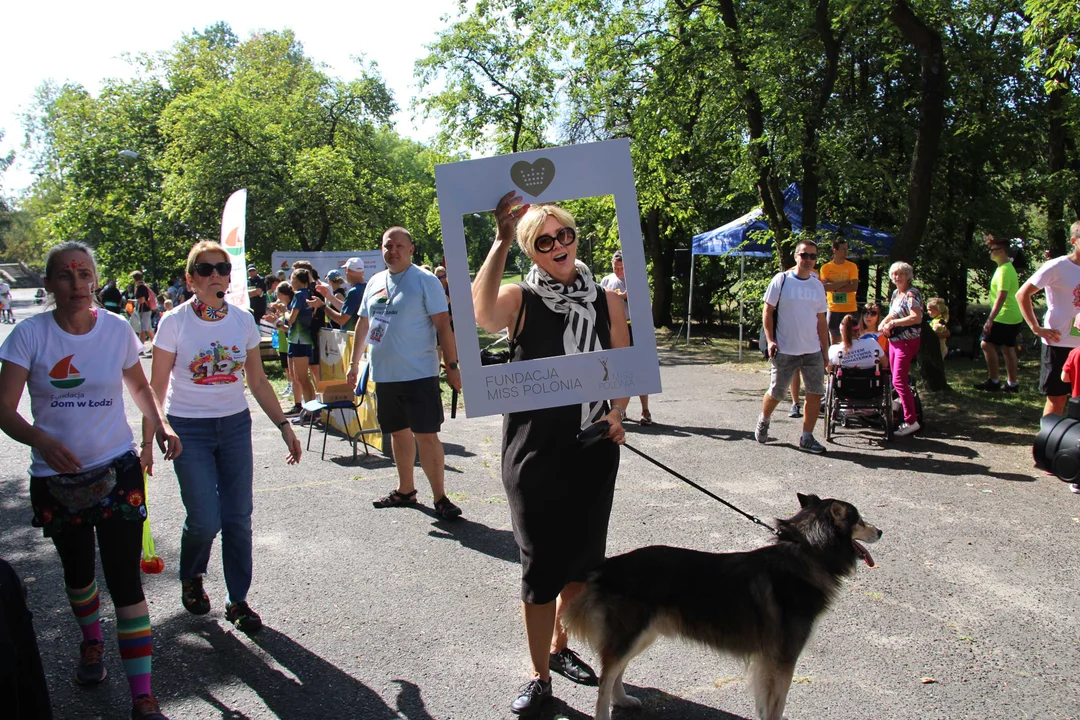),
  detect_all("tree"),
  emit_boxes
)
[414,0,562,154]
